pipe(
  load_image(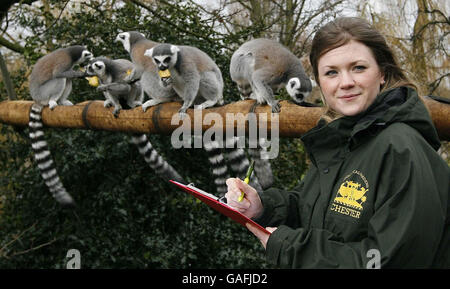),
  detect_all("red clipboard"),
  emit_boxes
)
[170,180,271,235]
